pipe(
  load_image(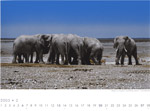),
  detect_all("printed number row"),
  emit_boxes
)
[0,104,150,108]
